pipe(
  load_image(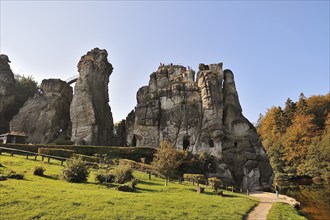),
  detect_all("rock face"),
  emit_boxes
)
[70,48,114,145]
[125,63,274,190]
[10,79,73,143]
[0,55,16,134]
